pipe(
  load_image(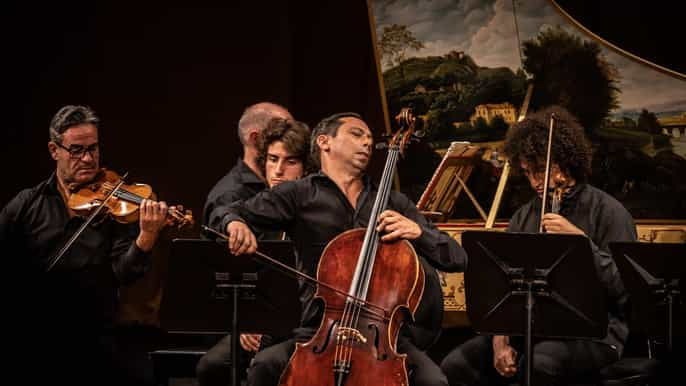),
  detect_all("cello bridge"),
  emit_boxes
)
[336,327,367,344]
